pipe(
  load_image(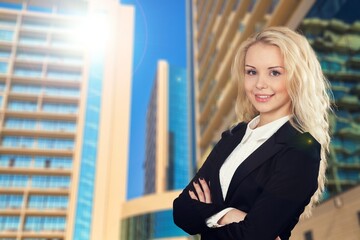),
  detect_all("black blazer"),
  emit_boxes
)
[173,121,321,240]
